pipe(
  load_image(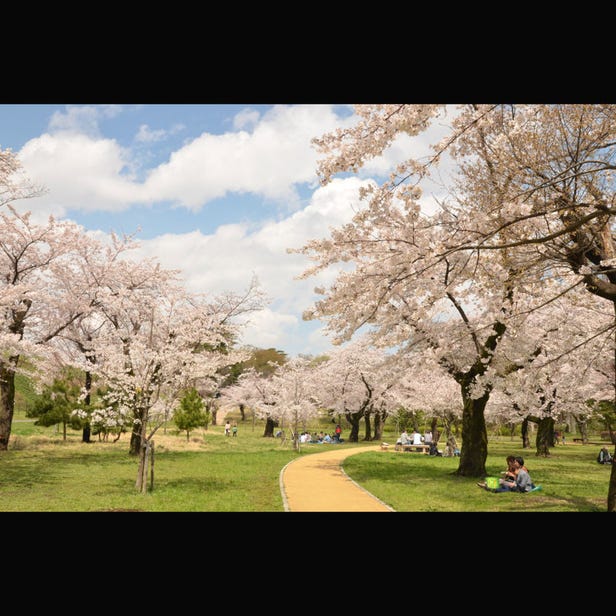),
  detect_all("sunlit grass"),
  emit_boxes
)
[343,438,610,512]
[2,418,612,512]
